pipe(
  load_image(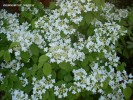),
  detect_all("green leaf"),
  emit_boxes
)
[49,2,56,10]
[59,62,72,72]
[10,75,18,82]
[104,86,112,94]
[31,55,38,63]
[31,19,35,29]
[102,77,110,89]
[23,85,33,93]
[43,63,52,76]
[116,63,125,71]
[4,51,11,62]
[36,2,43,10]
[64,73,72,82]
[81,57,89,67]
[9,42,19,48]
[21,12,32,20]
[32,64,38,75]
[30,44,39,56]
[42,91,49,100]
[24,68,31,77]
[20,51,30,62]
[49,90,55,100]
[38,61,44,69]
[123,86,132,100]
[0,50,4,57]
[39,55,48,63]
[85,12,94,25]
[57,70,67,80]
[127,44,133,49]
[87,27,94,36]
